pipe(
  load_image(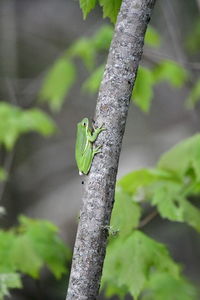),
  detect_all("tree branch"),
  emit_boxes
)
[66,0,157,299]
